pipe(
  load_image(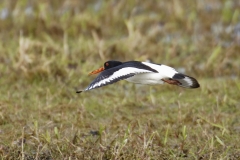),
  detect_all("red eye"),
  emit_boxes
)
[105,63,109,66]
